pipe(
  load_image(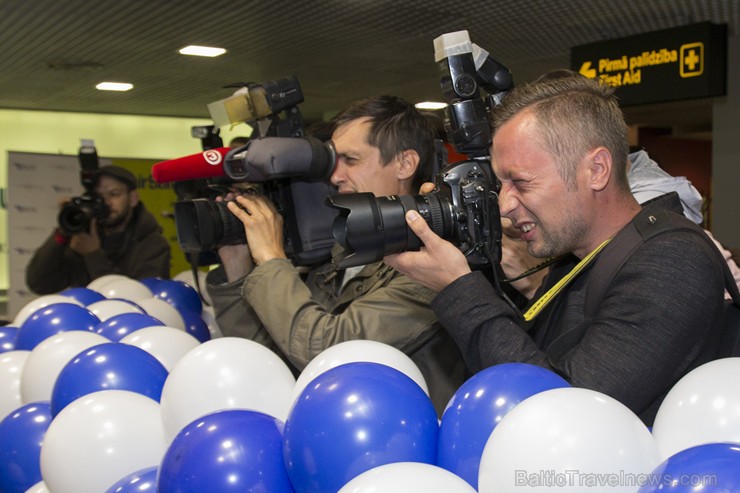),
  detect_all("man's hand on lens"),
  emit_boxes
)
[227,194,287,266]
[70,220,101,256]
[215,194,253,281]
[383,209,471,292]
